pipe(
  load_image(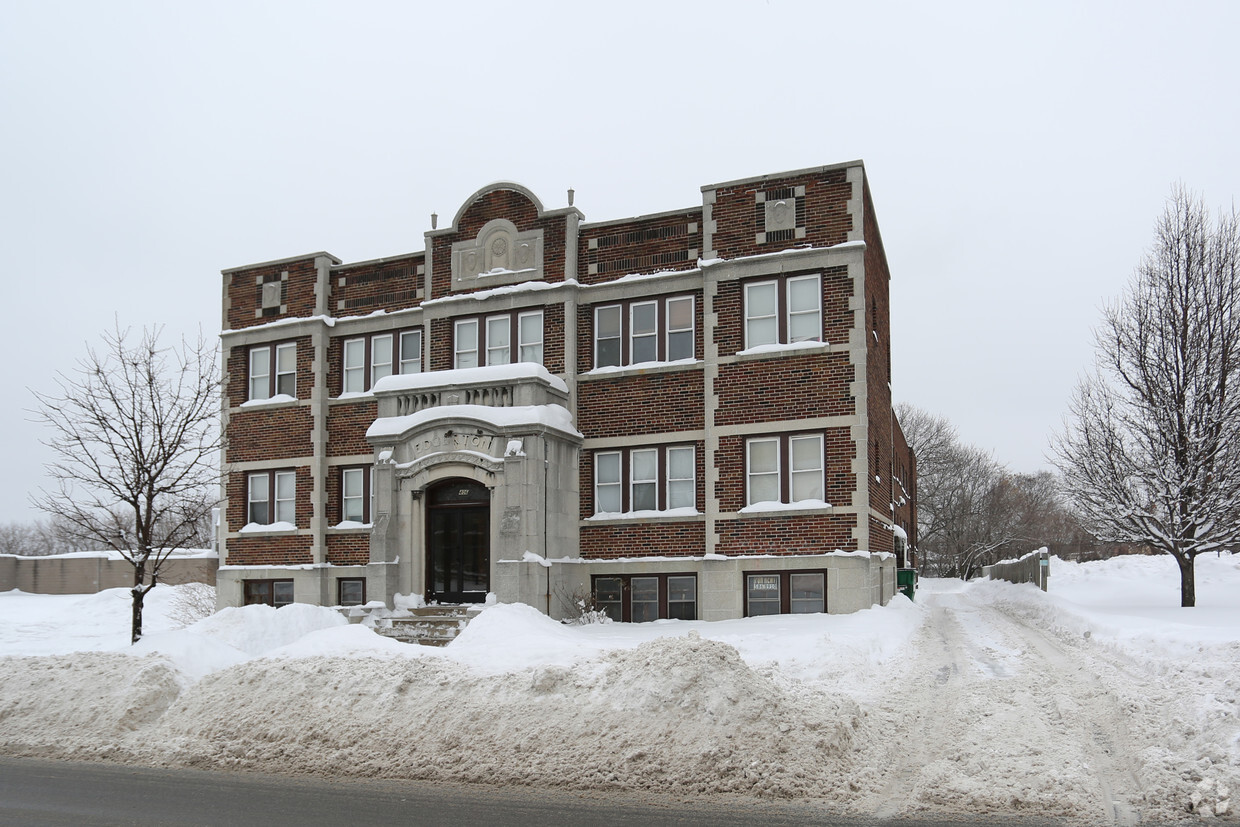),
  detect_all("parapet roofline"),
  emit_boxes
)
[579,205,703,231]
[701,160,864,192]
[221,251,341,275]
